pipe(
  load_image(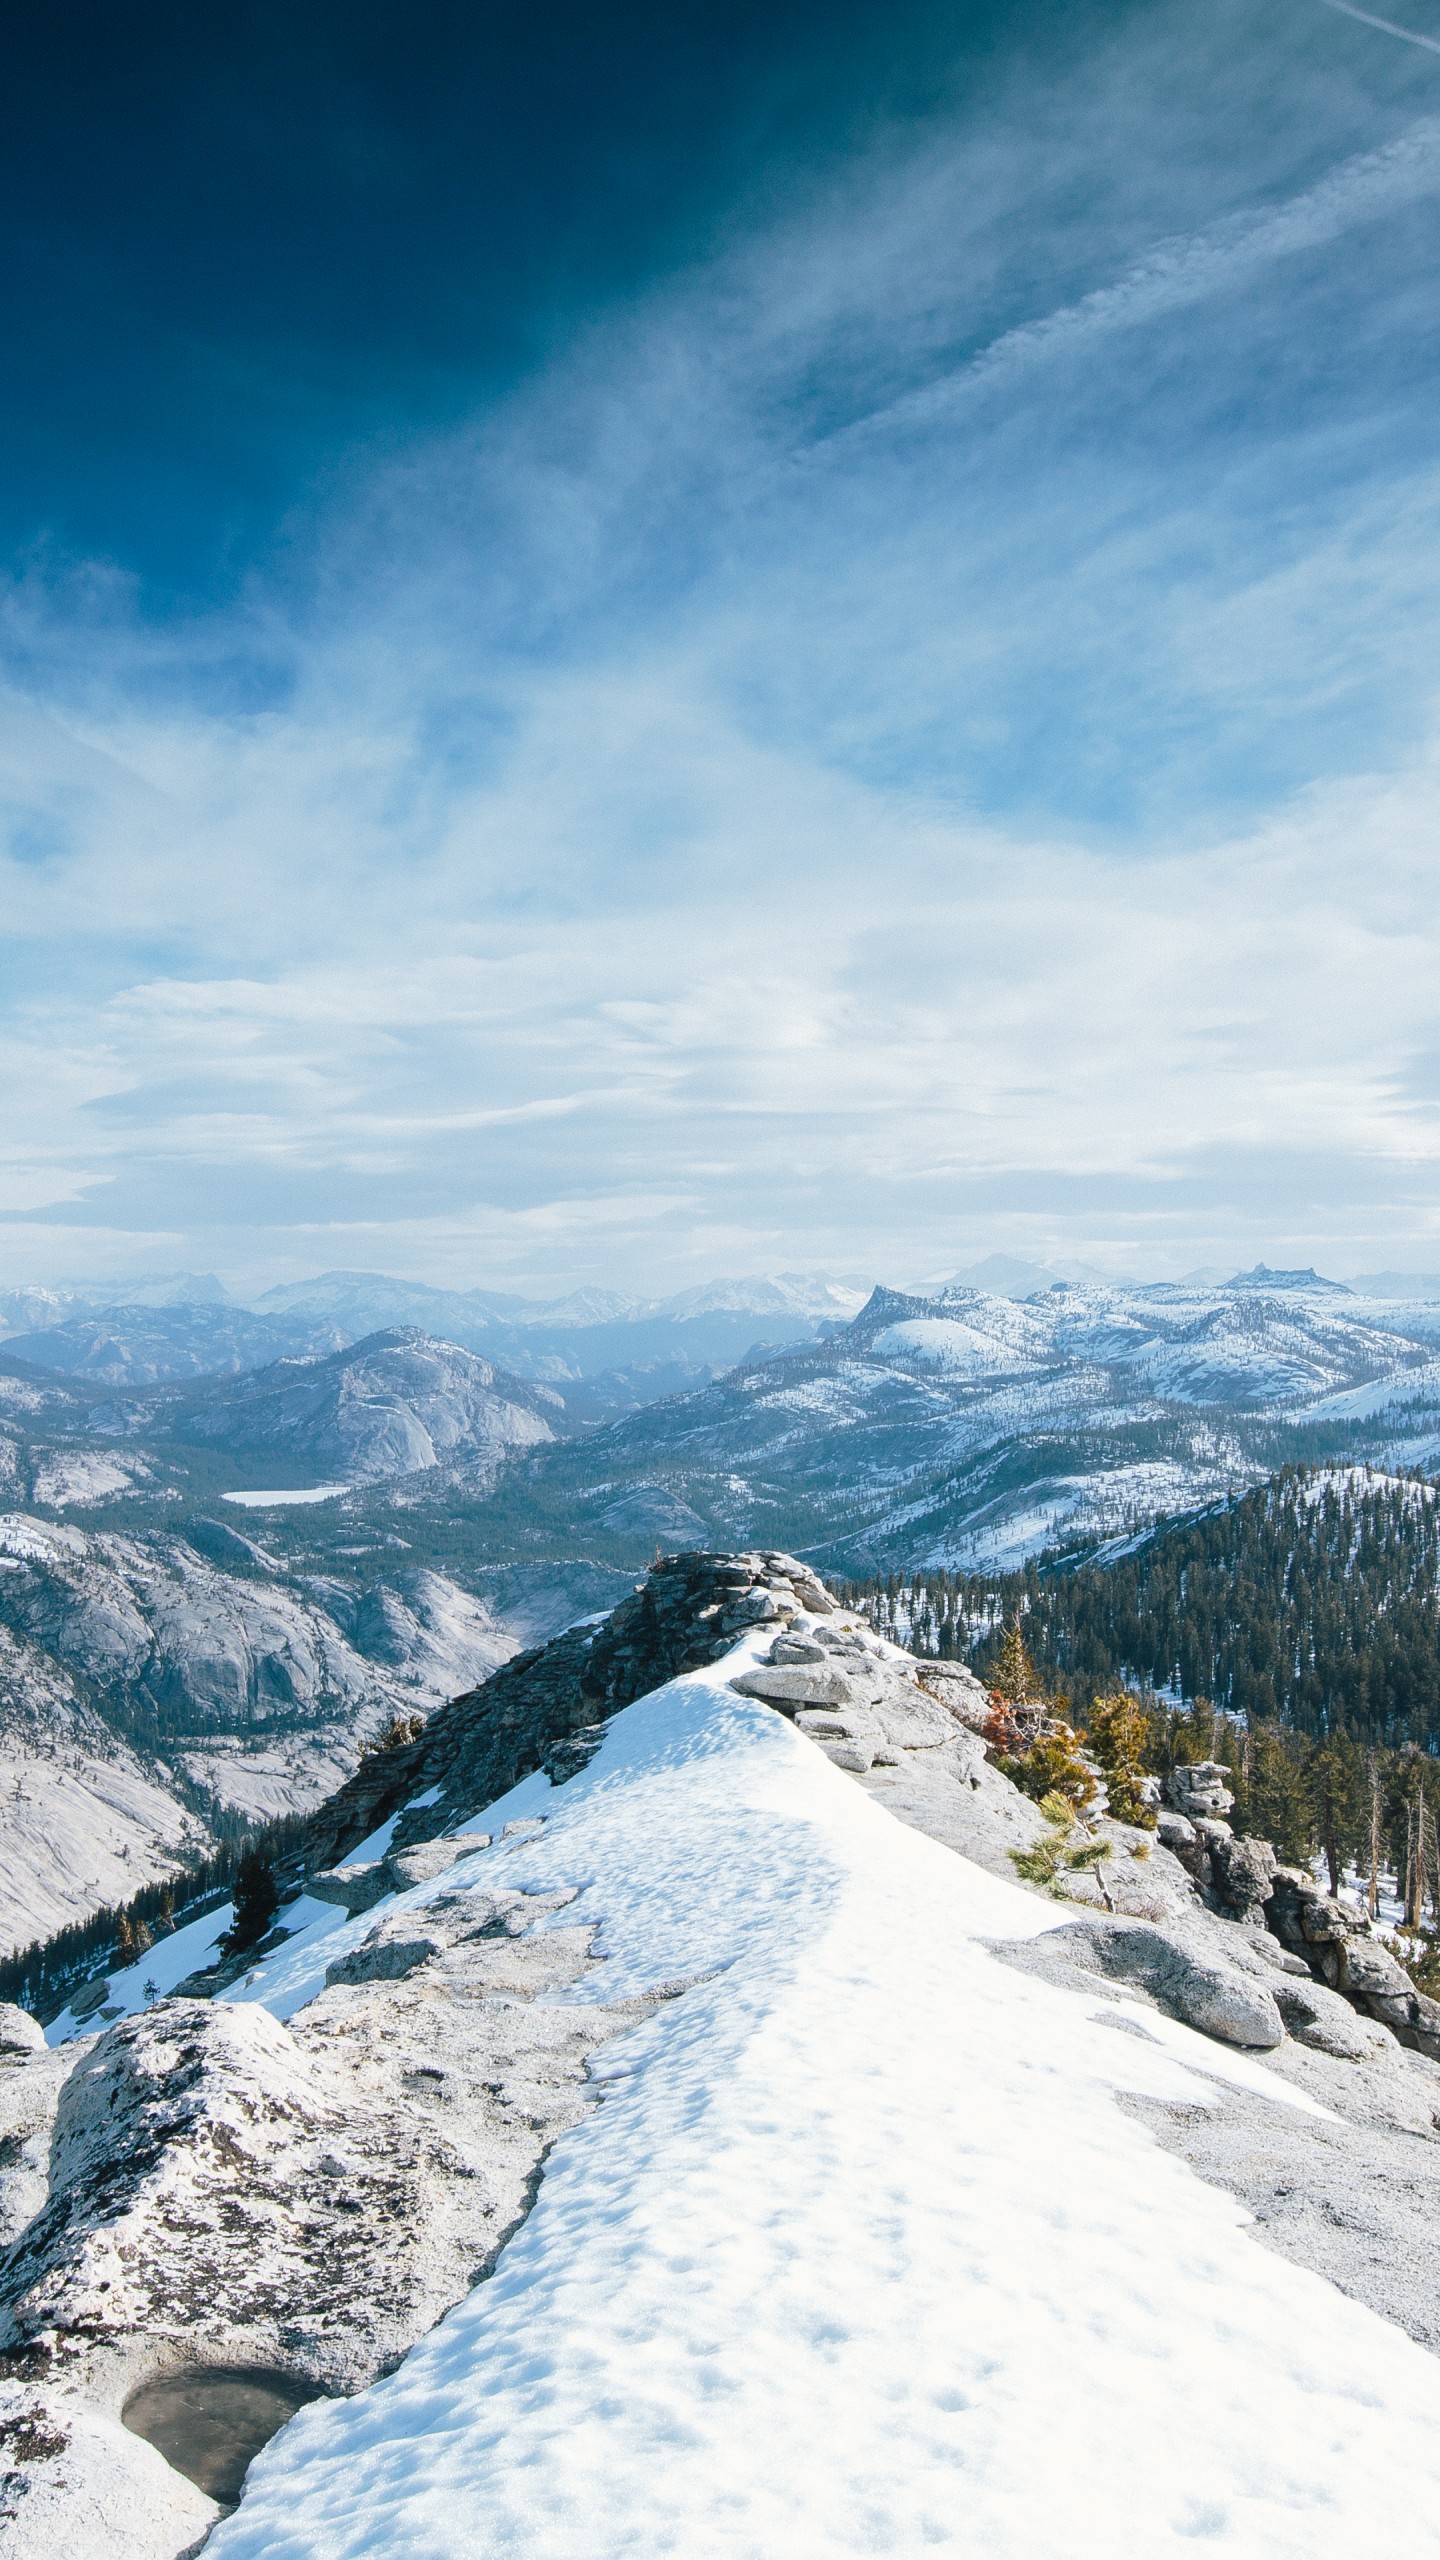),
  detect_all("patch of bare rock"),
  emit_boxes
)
[0,1889,673,2555]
